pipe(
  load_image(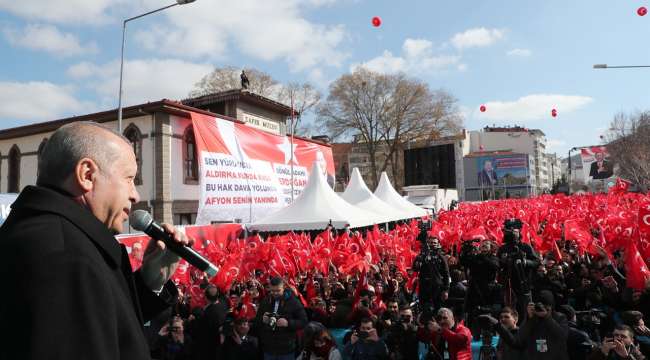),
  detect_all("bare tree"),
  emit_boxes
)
[604,110,650,190]
[277,82,322,134]
[189,66,279,98]
[189,66,322,136]
[317,68,463,188]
